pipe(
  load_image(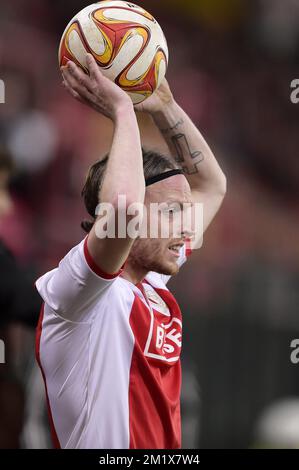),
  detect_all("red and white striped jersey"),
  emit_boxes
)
[35,237,191,449]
